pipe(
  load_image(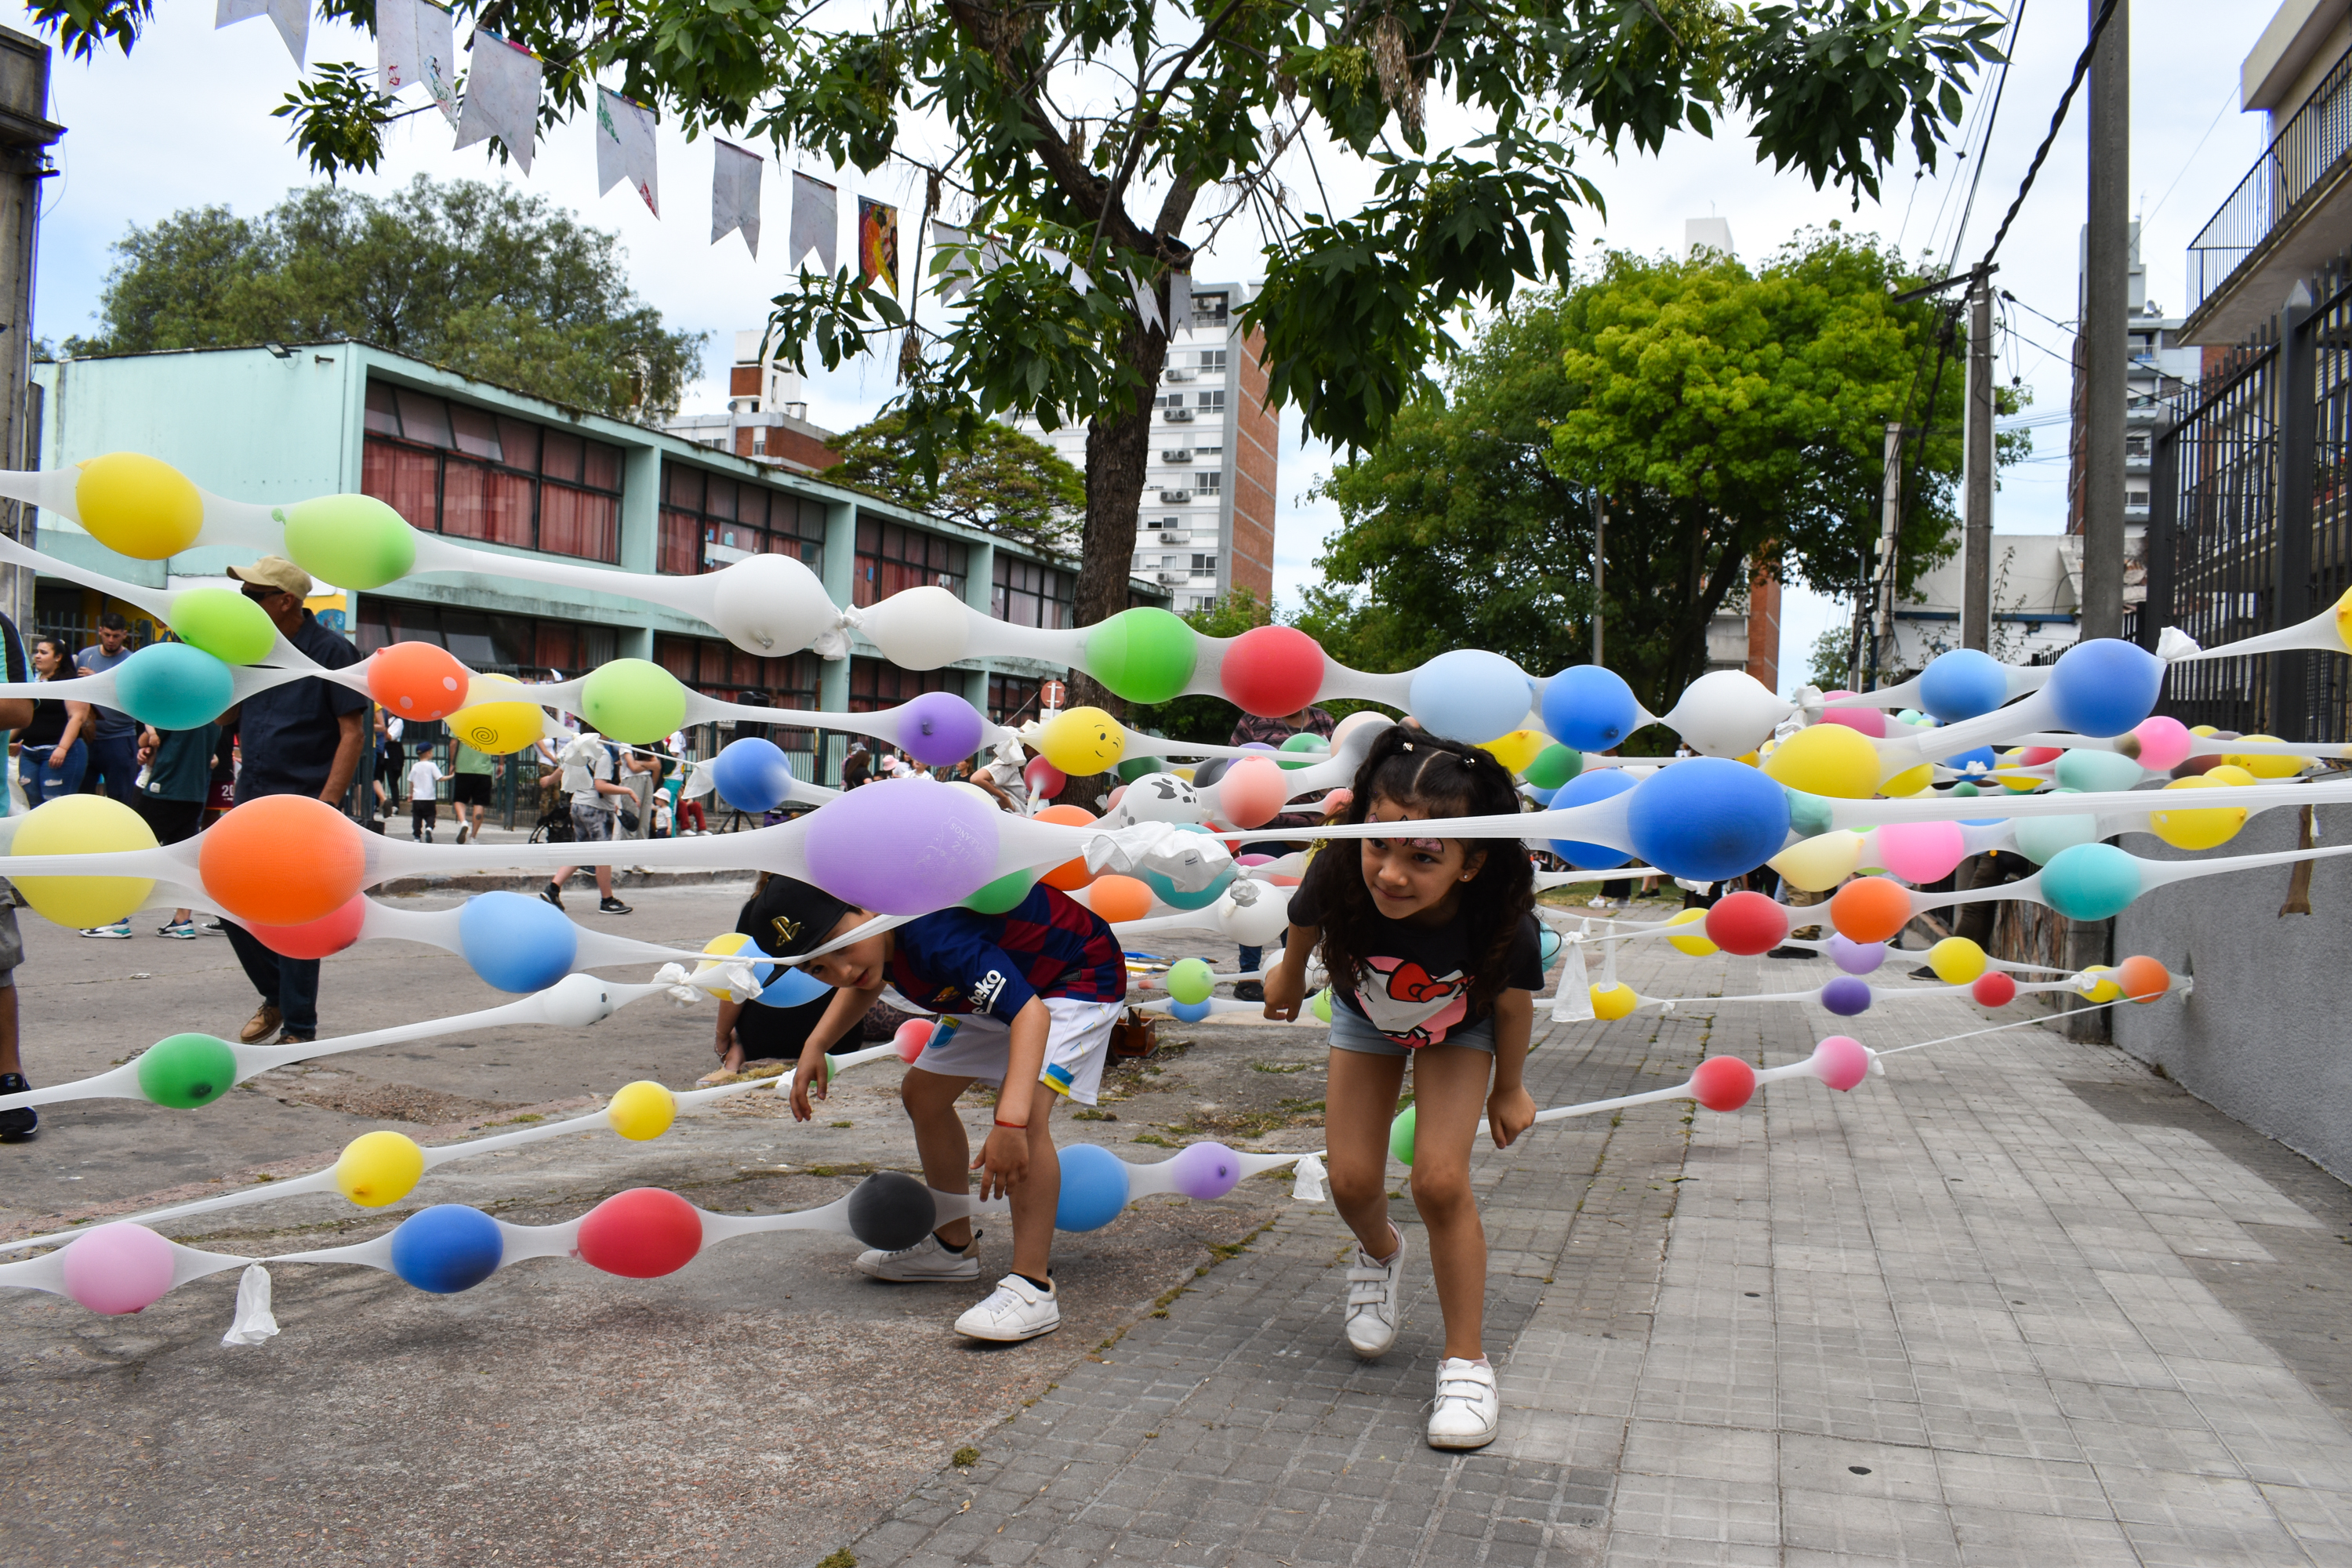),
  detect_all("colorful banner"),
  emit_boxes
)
[858,198,899,294]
